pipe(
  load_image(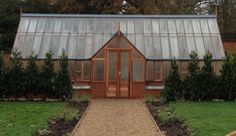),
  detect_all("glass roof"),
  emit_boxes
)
[13,14,225,60]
